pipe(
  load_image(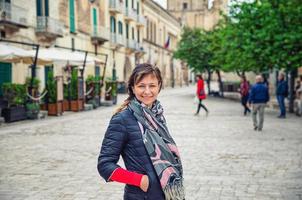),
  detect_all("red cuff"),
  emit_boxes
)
[110,168,143,187]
